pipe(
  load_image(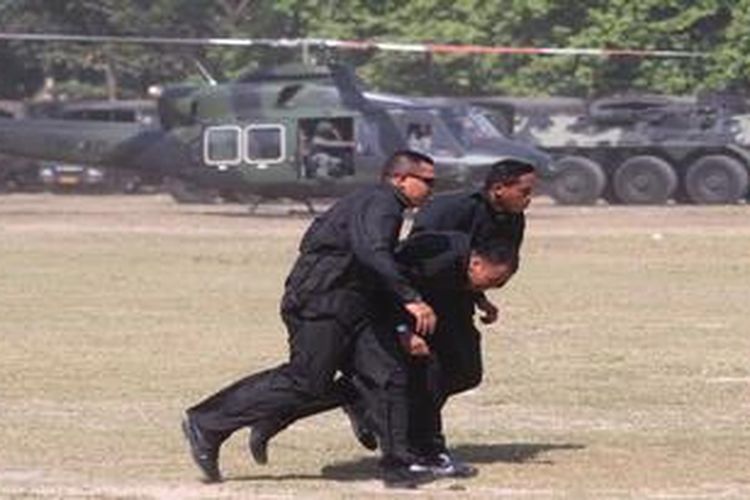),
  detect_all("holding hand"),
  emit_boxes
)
[476,296,499,324]
[398,332,430,357]
[404,301,437,335]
